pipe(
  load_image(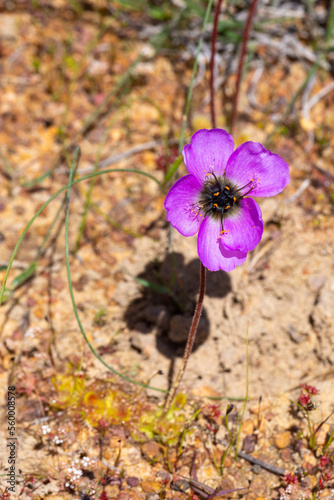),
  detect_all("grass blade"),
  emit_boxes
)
[133,276,173,296]
[163,155,183,185]
[235,323,249,457]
